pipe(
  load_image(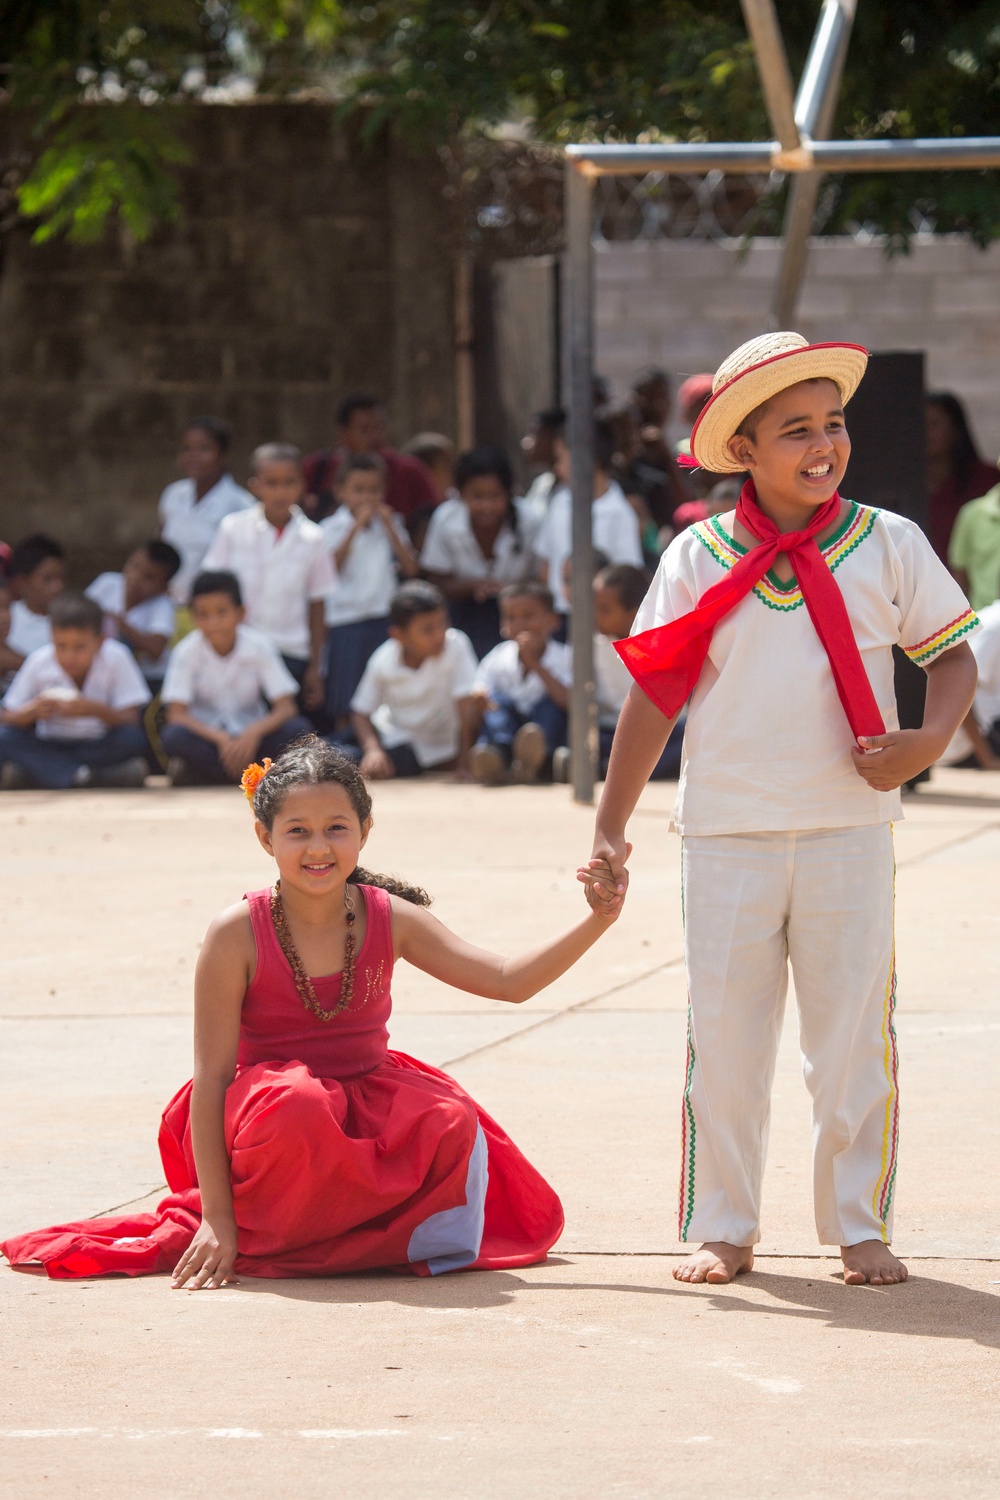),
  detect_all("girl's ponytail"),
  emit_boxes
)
[349,867,431,907]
